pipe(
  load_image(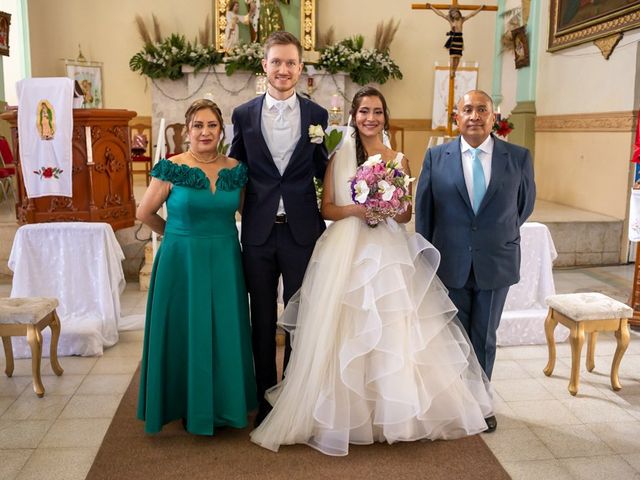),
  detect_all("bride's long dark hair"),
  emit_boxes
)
[349,86,390,166]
